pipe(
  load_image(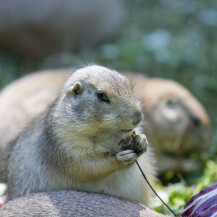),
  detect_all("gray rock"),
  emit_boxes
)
[0,190,167,217]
